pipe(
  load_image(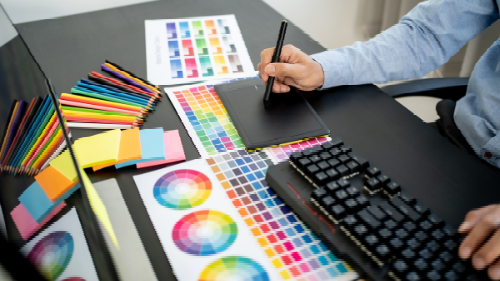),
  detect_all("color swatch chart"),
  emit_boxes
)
[205,150,358,281]
[133,160,281,281]
[21,208,99,281]
[146,15,255,85]
[166,77,258,158]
